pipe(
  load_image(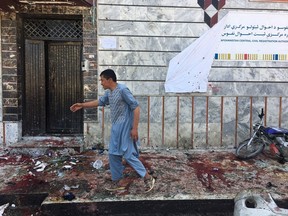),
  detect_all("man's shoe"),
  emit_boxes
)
[105,181,126,191]
[144,176,155,193]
